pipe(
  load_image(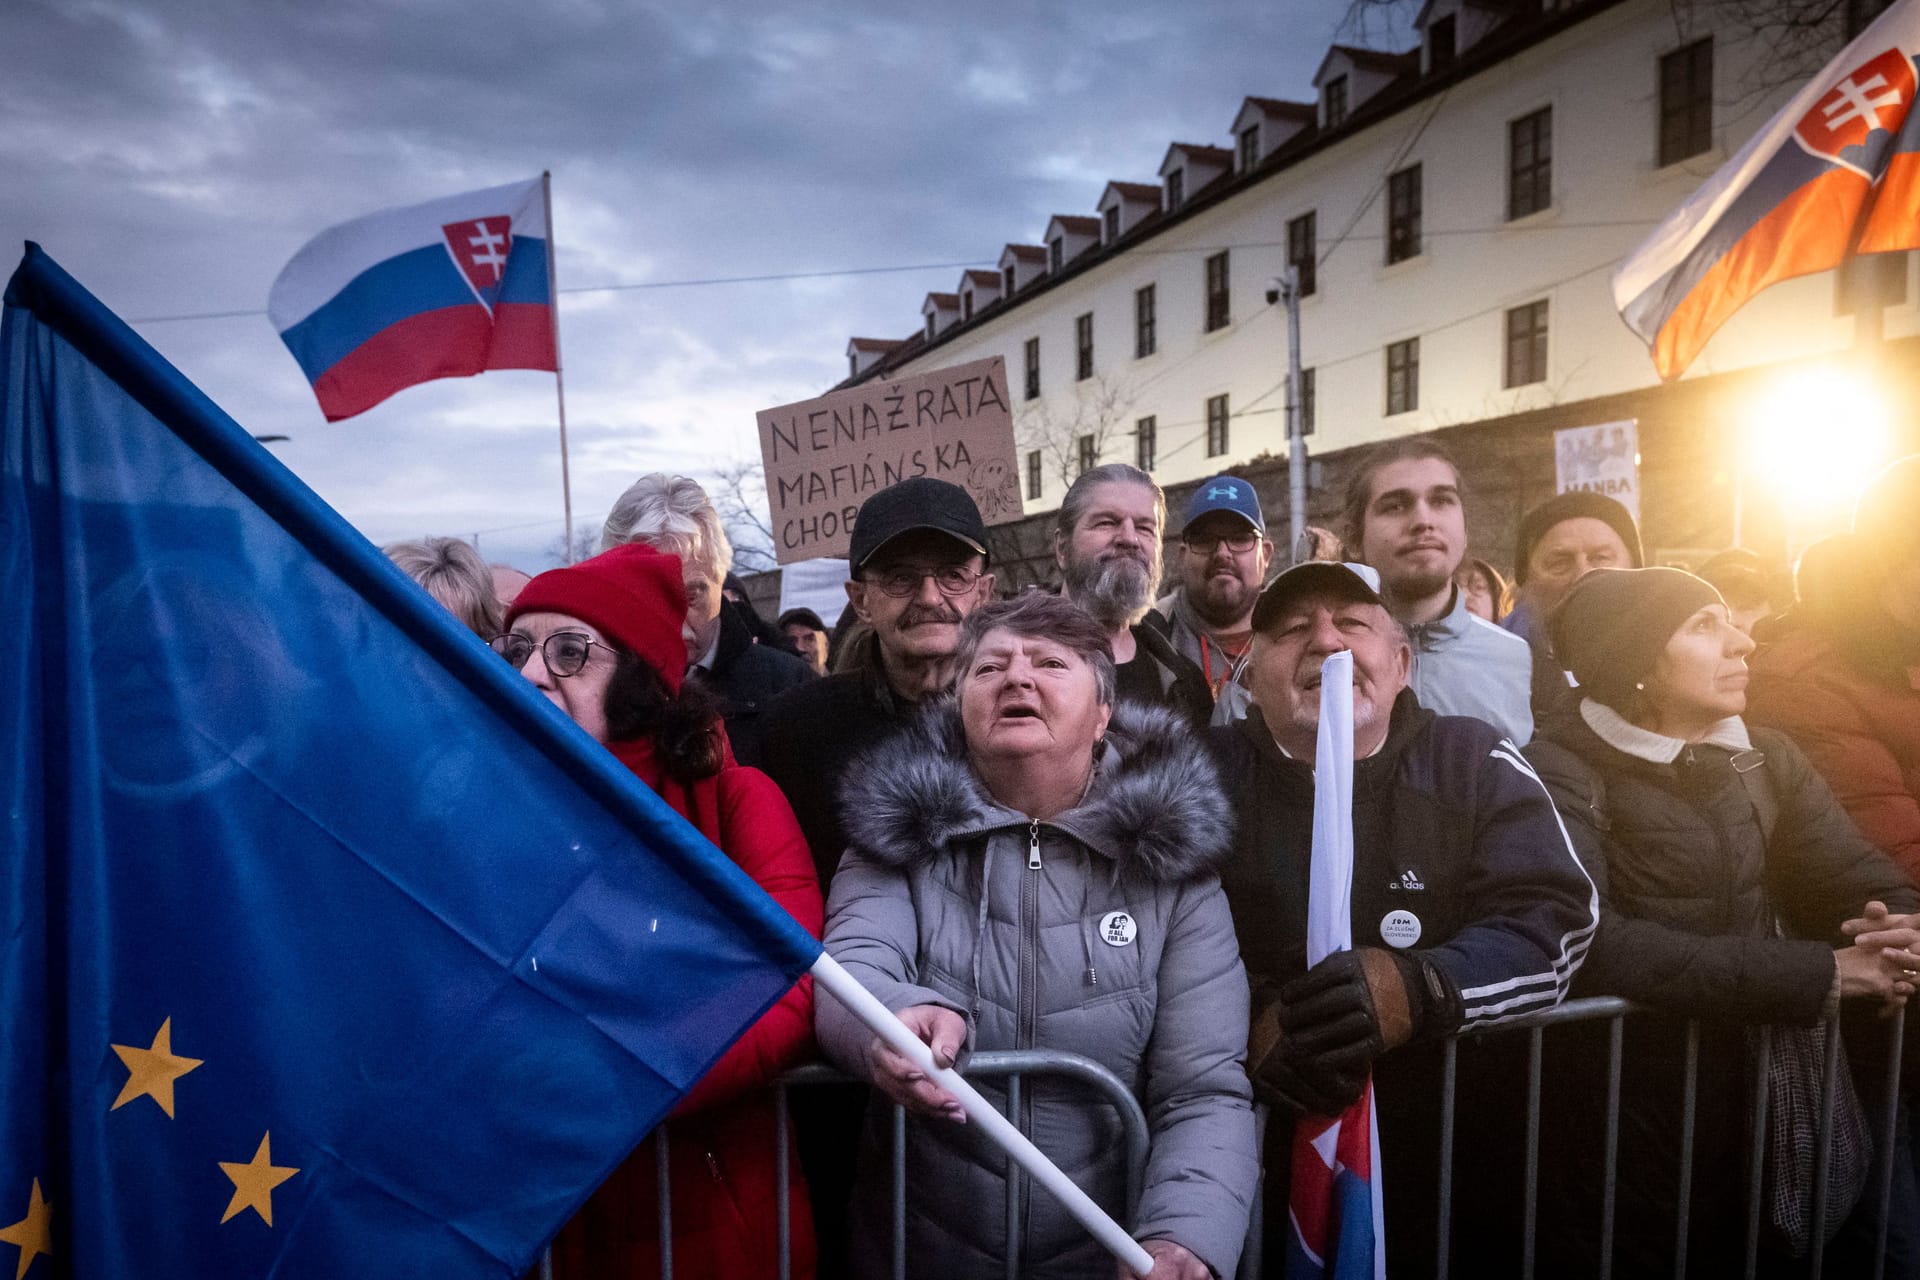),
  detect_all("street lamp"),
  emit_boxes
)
[1739,364,1893,552]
